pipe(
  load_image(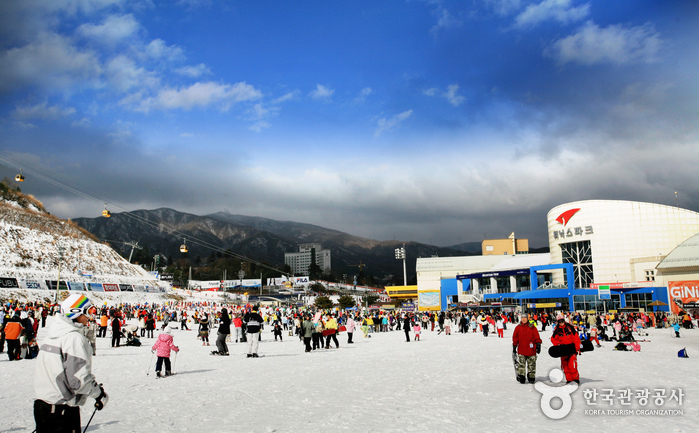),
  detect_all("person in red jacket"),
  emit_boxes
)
[512,315,542,384]
[551,317,581,384]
